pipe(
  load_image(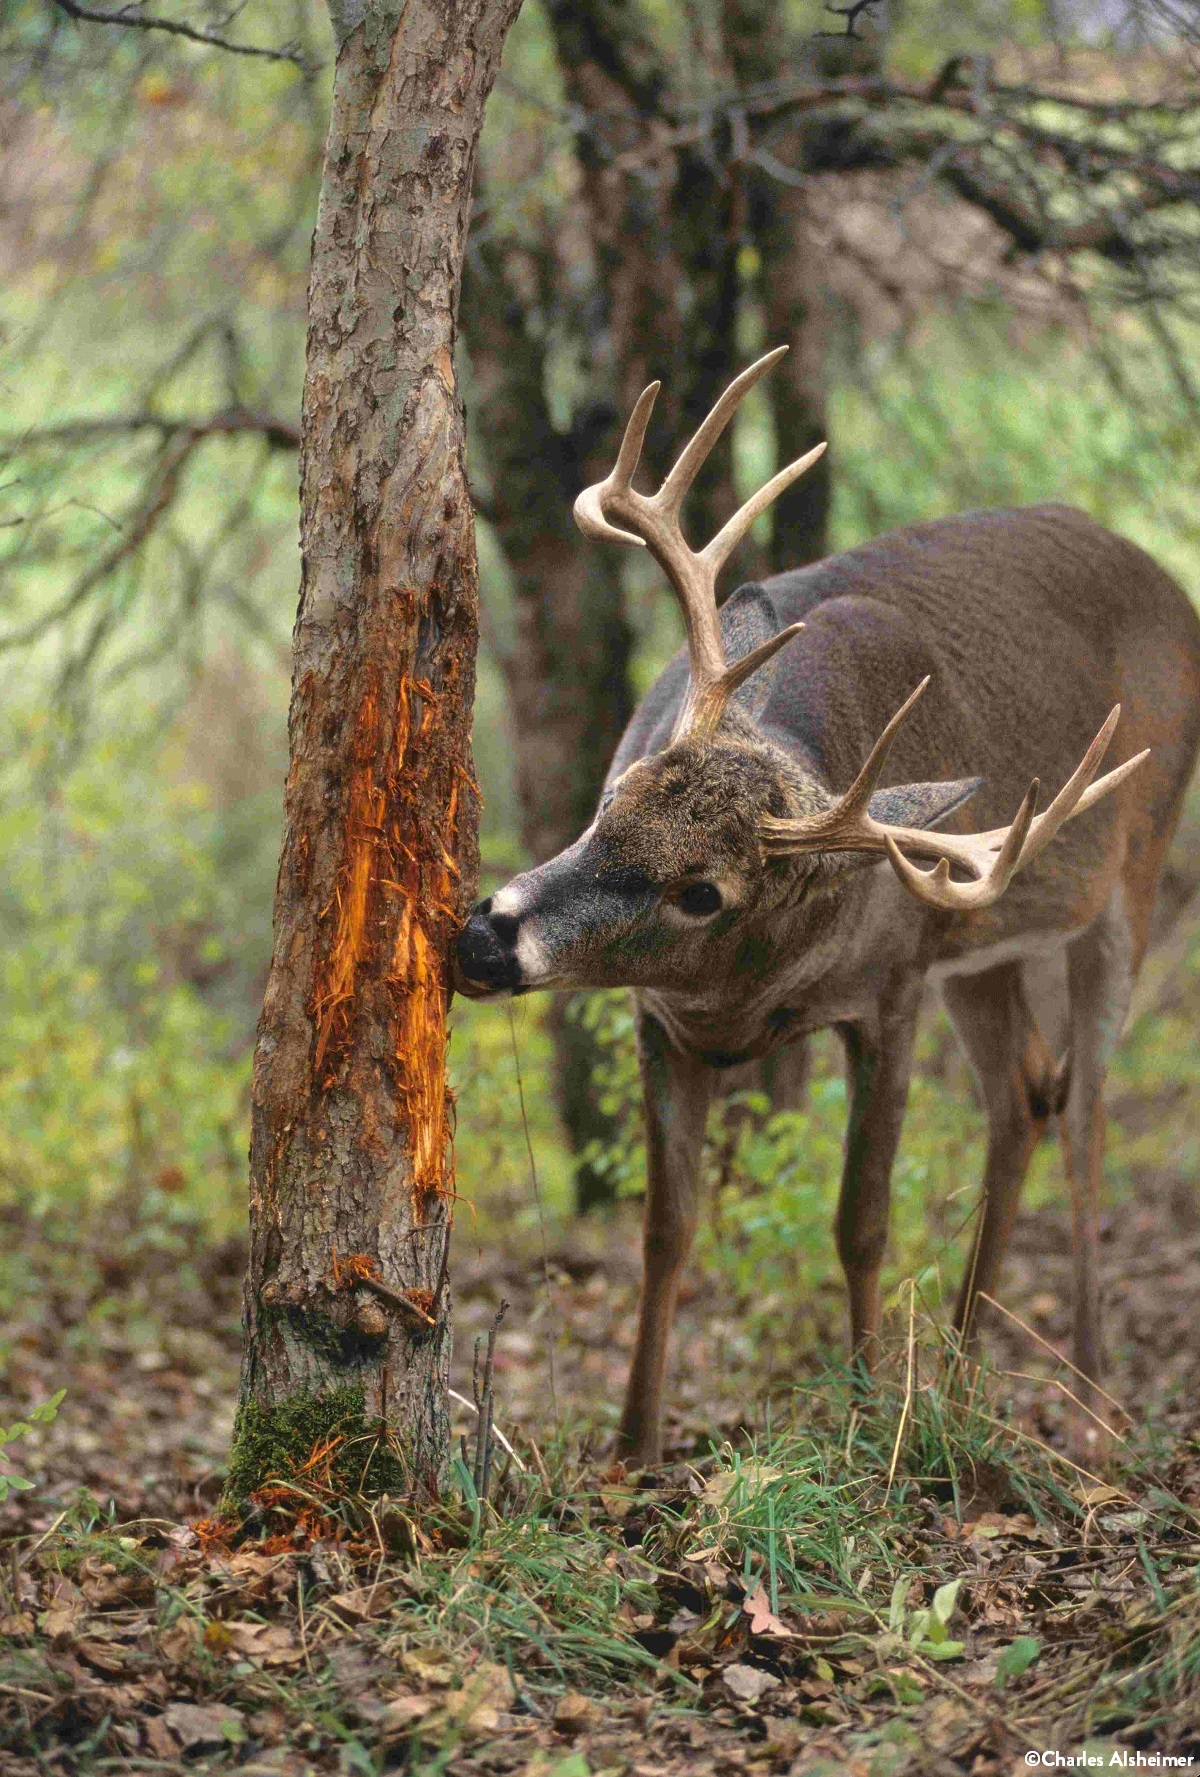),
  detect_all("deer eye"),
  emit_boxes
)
[674,881,722,918]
